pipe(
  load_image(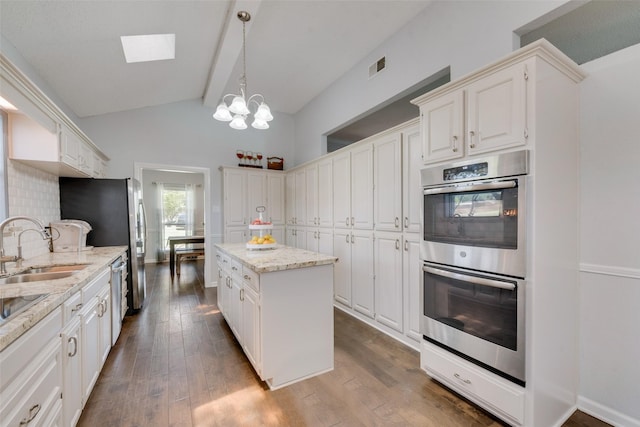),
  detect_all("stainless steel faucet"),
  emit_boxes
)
[0,216,52,274]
